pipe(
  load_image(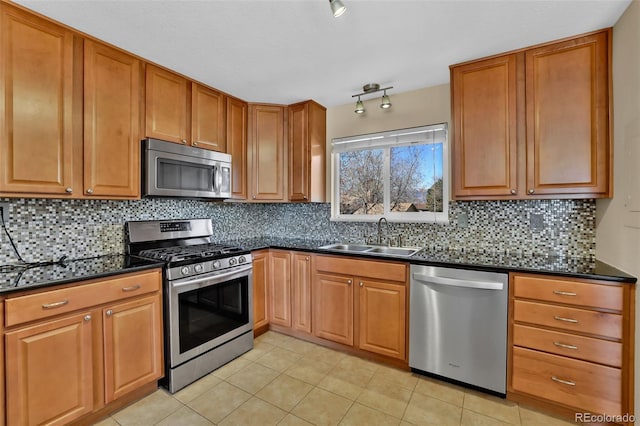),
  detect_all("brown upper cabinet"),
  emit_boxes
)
[451,29,611,199]
[84,40,141,198]
[288,100,326,202]
[226,97,248,200]
[0,5,75,196]
[248,104,286,201]
[0,4,141,199]
[145,64,225,152]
